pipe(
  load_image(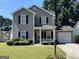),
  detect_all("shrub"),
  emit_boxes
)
[49,41,54,45]
[20,41,29,45]
[27,39,33,44]
[13,41,20,45]
[12,38,20,42]
[42,41,49,45]
[75,35,79,43]
[20,38,26,41]
[14,41,30,45]
[6,40,13,46]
